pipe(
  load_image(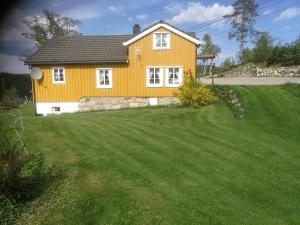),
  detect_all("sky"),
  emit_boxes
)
[0,0,300,74]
